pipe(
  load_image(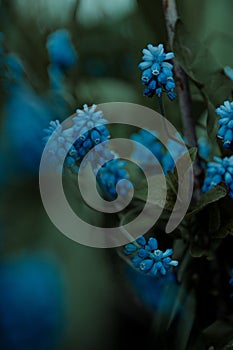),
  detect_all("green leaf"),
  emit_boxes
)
[166,147,197,194]
[189,241,206,258]
[174,20,233,140]
[208,203,221,234]
[206,99,219,142]
[174,21,233,104]
[214,220,233,238]
[186,185,227,219]
[167,285,196,350]
[202,314,233,350]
